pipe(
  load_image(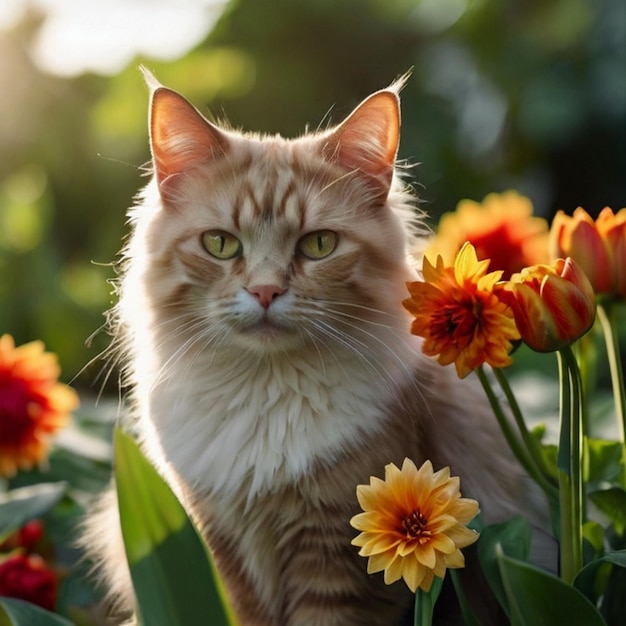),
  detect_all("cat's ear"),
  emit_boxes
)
[322,87,401,201]
[148,82,228,194]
